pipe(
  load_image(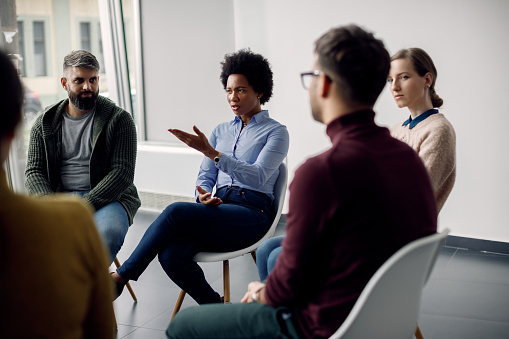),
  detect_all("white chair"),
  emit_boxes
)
[170,162,288,320]
[329,229,449,339]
